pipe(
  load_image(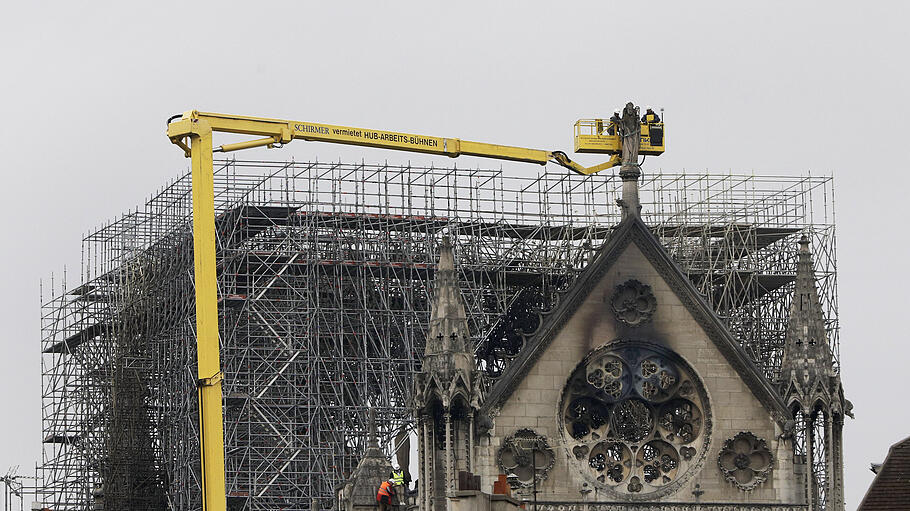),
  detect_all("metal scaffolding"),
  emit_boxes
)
[38,160,837,510]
